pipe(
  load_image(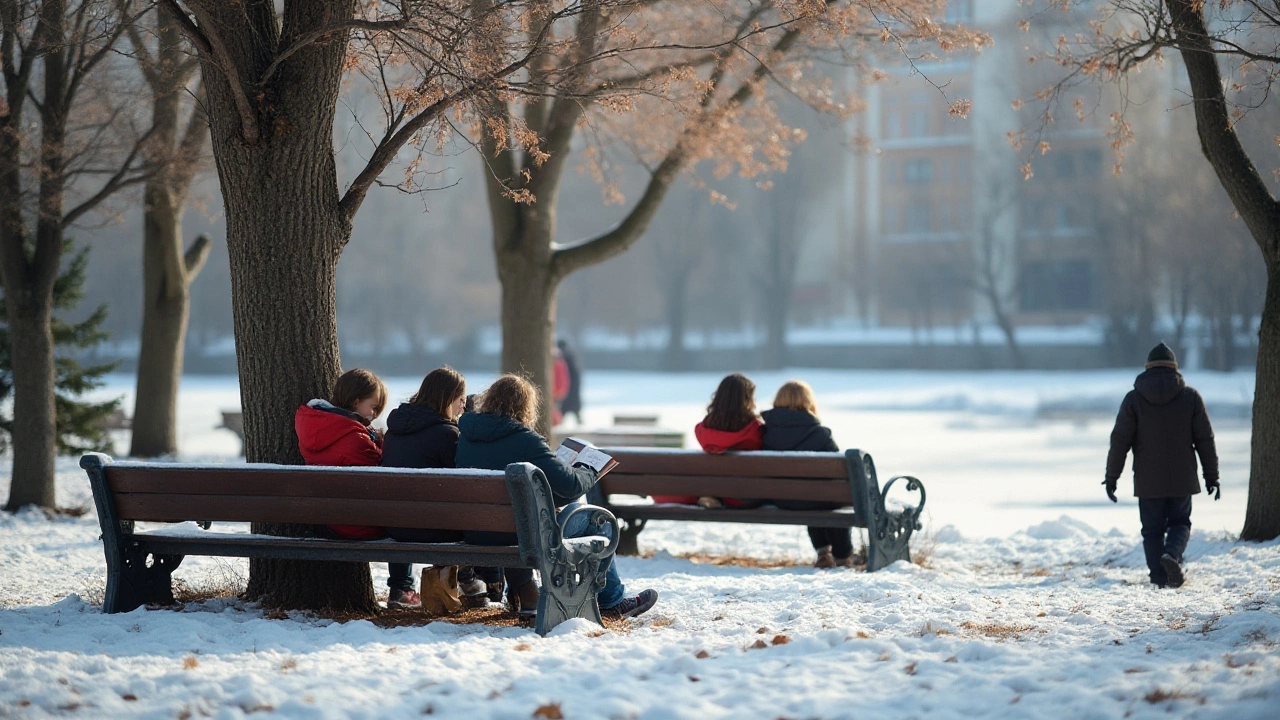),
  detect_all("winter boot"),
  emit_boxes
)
[458,567,489,609]
[1160,554,1185,589]
[814,545,836,569]
[420,566,462,615]
[387,588,421,610]
[507,580,541,617]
